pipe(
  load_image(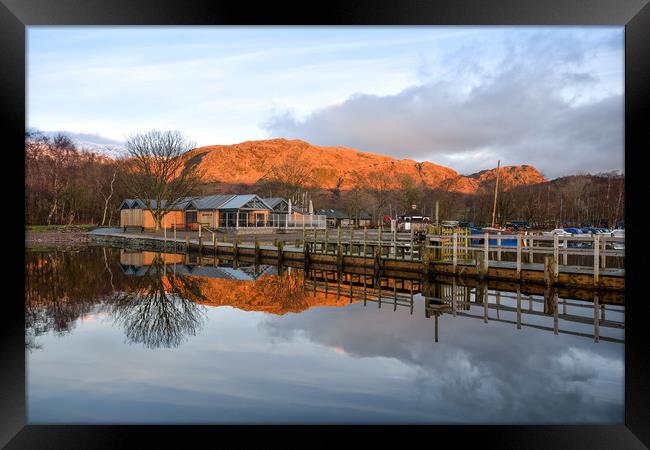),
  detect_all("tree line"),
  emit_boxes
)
[25,130,124,226]
[25,129,624,229]
[257,157,625,228]
[25,129,203,228]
